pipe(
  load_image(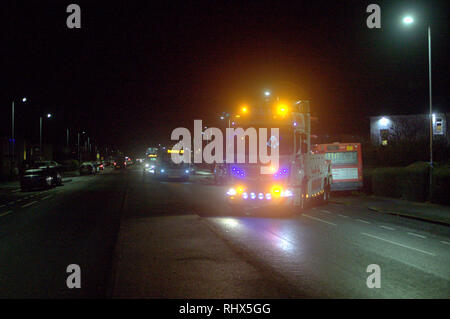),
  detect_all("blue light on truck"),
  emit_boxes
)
[231,166,246,178]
